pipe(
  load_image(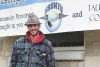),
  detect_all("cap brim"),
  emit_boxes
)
[25,23,42,26]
